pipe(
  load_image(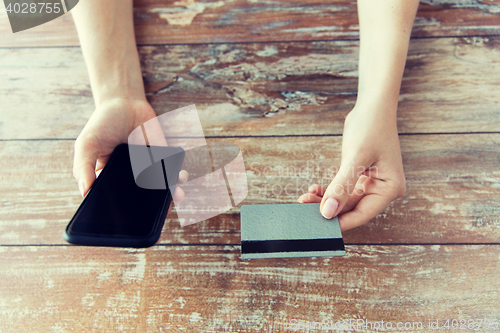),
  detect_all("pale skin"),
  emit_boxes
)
[298,0,420,231]
[71,0,419,230]
[71,0,187,214]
